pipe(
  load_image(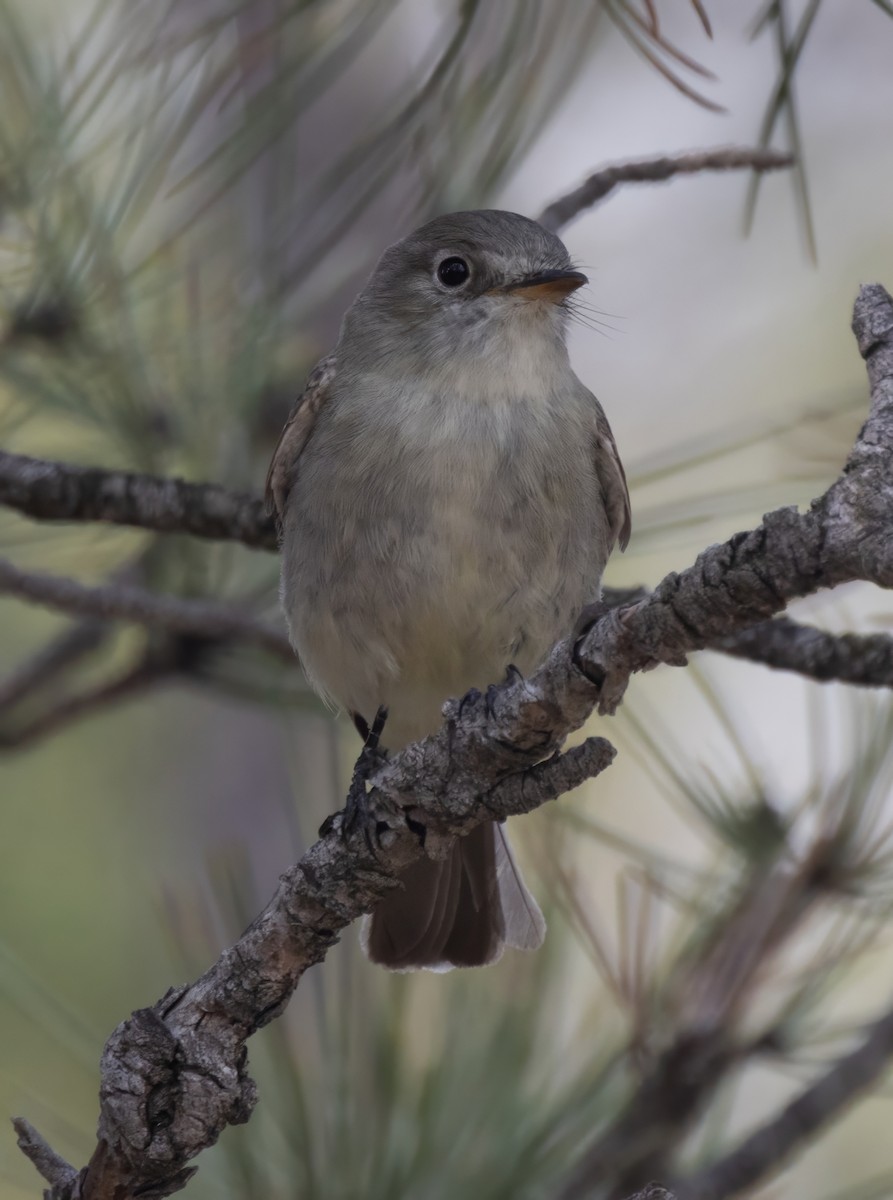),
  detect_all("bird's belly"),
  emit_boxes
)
[282,467,603,748]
